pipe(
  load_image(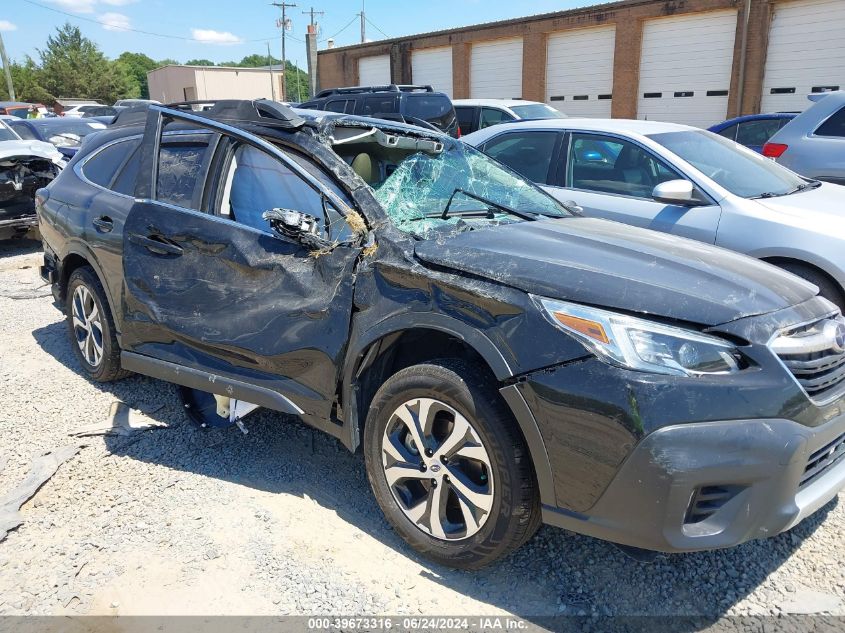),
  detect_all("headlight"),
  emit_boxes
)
[535,297,747,377]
